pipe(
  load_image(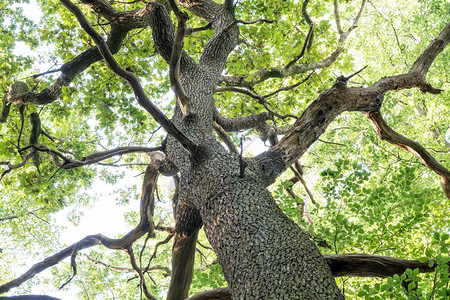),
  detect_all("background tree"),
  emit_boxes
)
[0,0,449,299]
